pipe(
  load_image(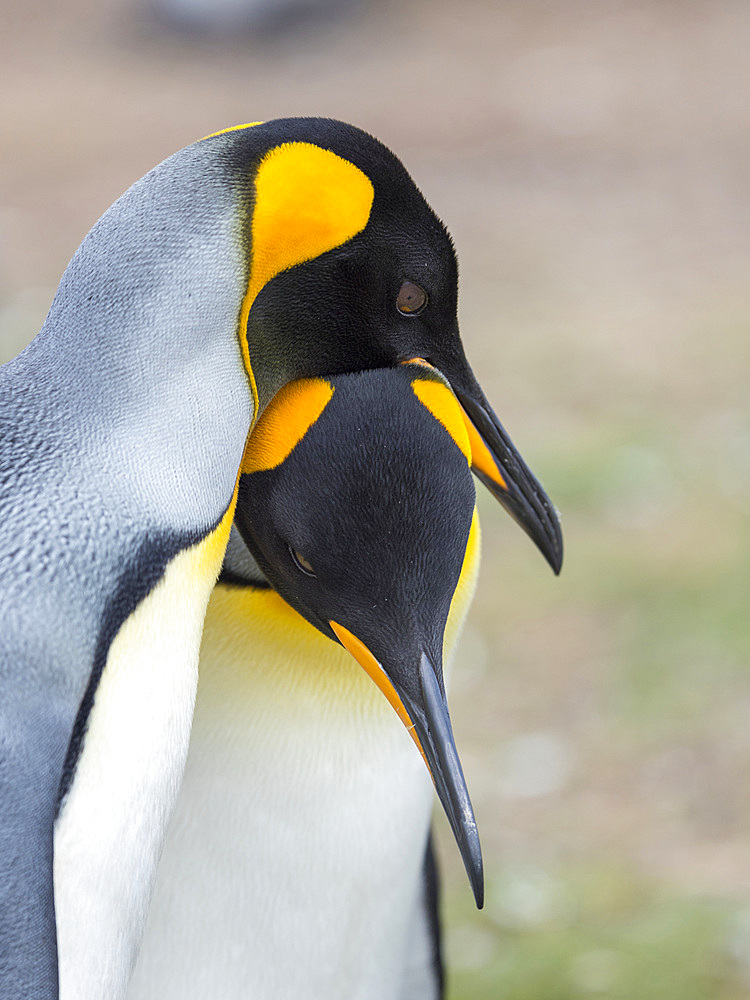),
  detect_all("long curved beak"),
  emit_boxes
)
[403,358,563,574]
[330,621,484,908]
[458,388,562,574]
[406,654,484,907]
